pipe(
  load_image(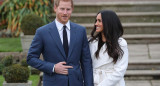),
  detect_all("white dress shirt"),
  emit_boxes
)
[52,19,71,72]
[55,19,70,45]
